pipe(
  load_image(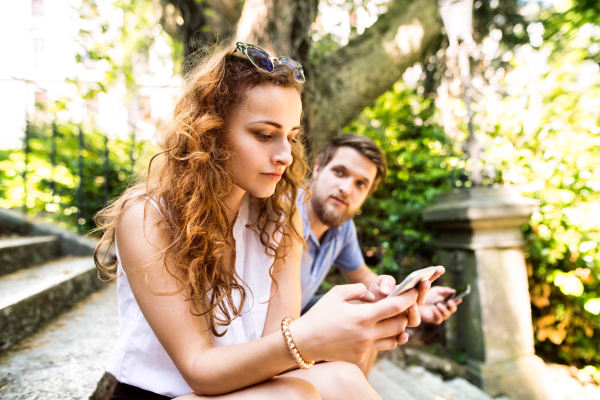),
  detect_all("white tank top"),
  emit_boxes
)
[106,194,278,397]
